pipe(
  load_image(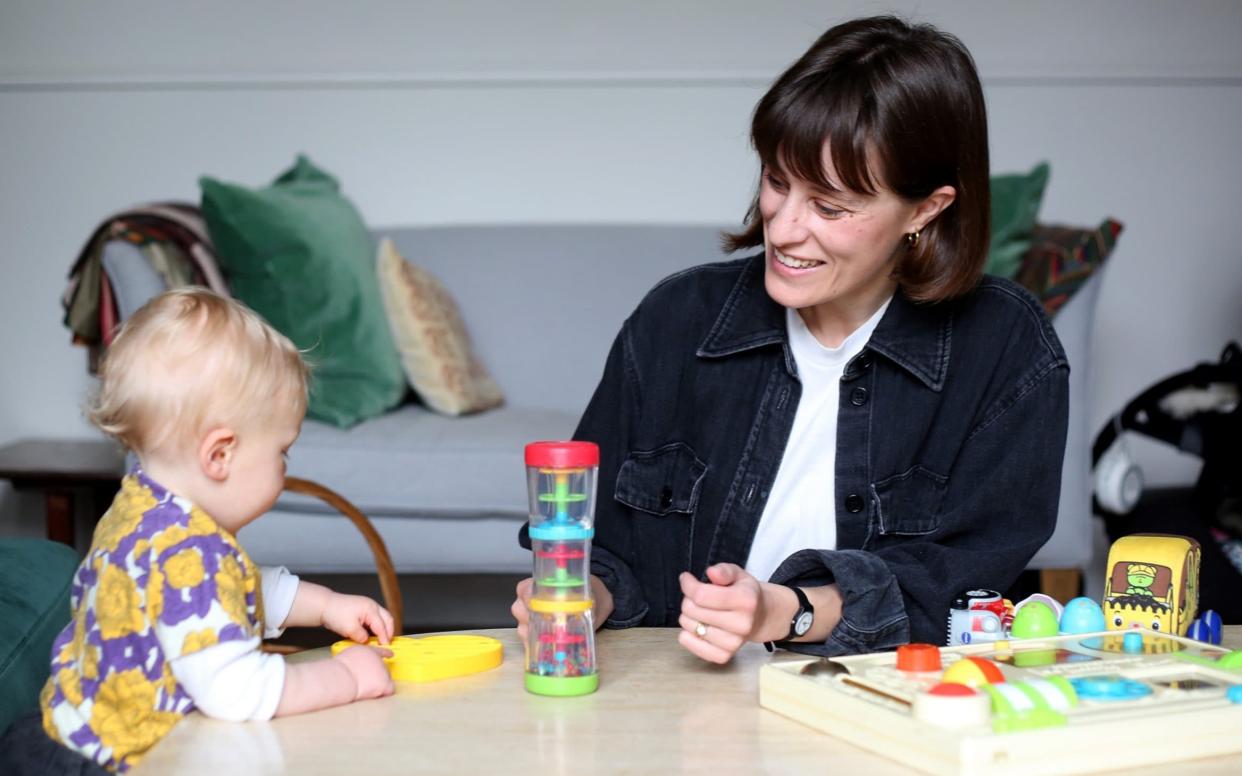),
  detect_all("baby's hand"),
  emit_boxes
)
[334,645,395,700]
[322,592,395,645]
